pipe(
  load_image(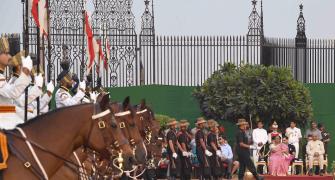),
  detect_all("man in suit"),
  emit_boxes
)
[306,134,325,176]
